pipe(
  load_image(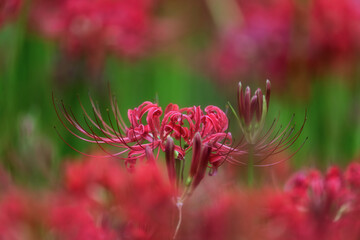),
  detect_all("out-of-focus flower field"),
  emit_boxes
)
[0,0,359,239]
